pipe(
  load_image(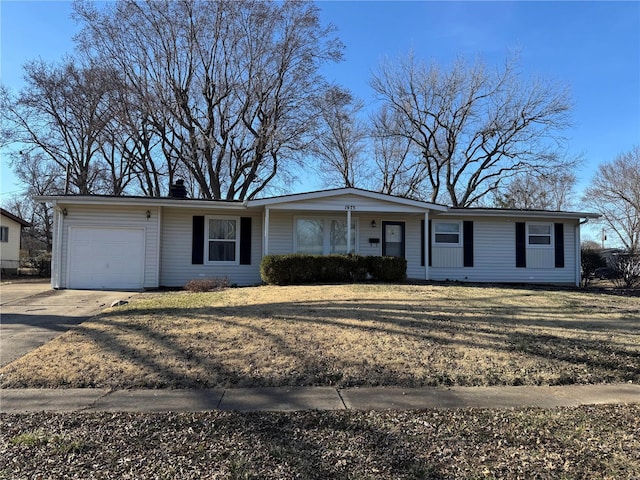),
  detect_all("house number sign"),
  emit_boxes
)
[344,205,356,210]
